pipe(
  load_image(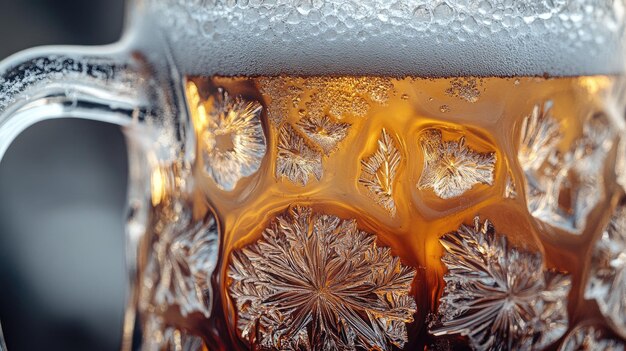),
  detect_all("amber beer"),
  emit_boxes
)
[139,75,626,350]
